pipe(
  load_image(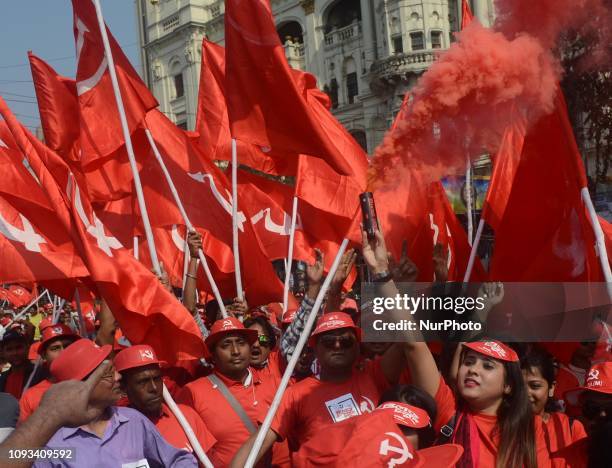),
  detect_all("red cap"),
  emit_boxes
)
[204,317,258,349]
[309,312,361,346]
[39,324,79,355]
[39,316,54,332]
[28,341,41,361]
[114,345,164,373]
[463,340,519,362]
[50,339,111,382]
[281,308,298,325]
[565,361,612,405]
[409,444,465,468]
[341,297,358,311]
[376,402,430,429]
